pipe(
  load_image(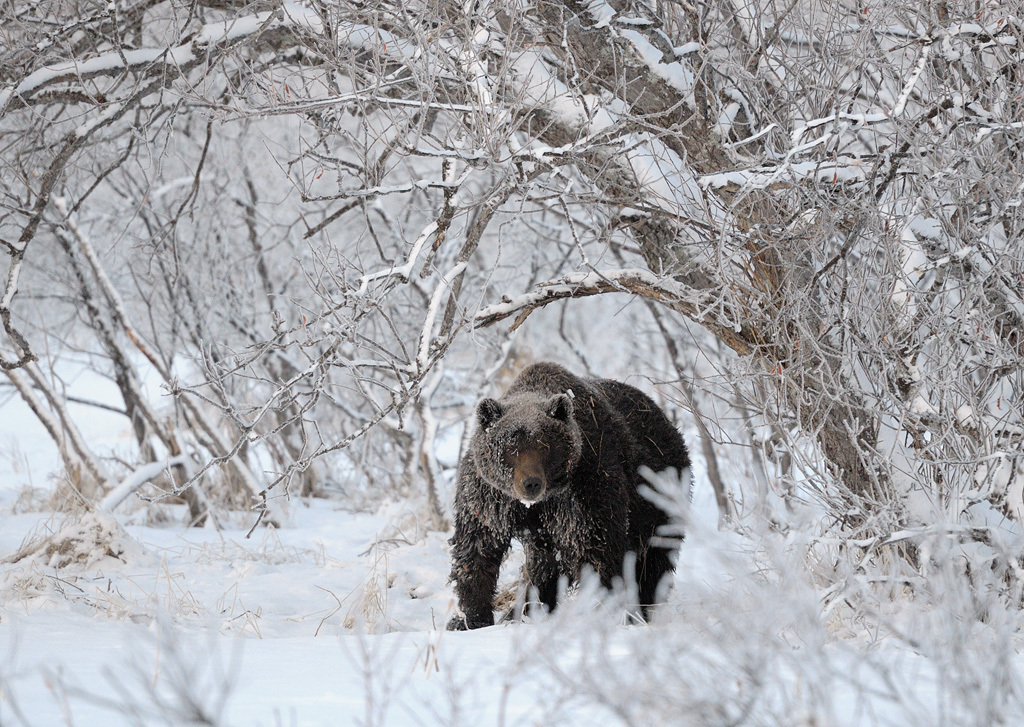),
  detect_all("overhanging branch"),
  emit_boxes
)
[474,268,755,355]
